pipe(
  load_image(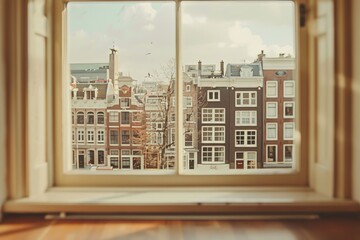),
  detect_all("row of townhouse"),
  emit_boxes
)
[70,49,295,171]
